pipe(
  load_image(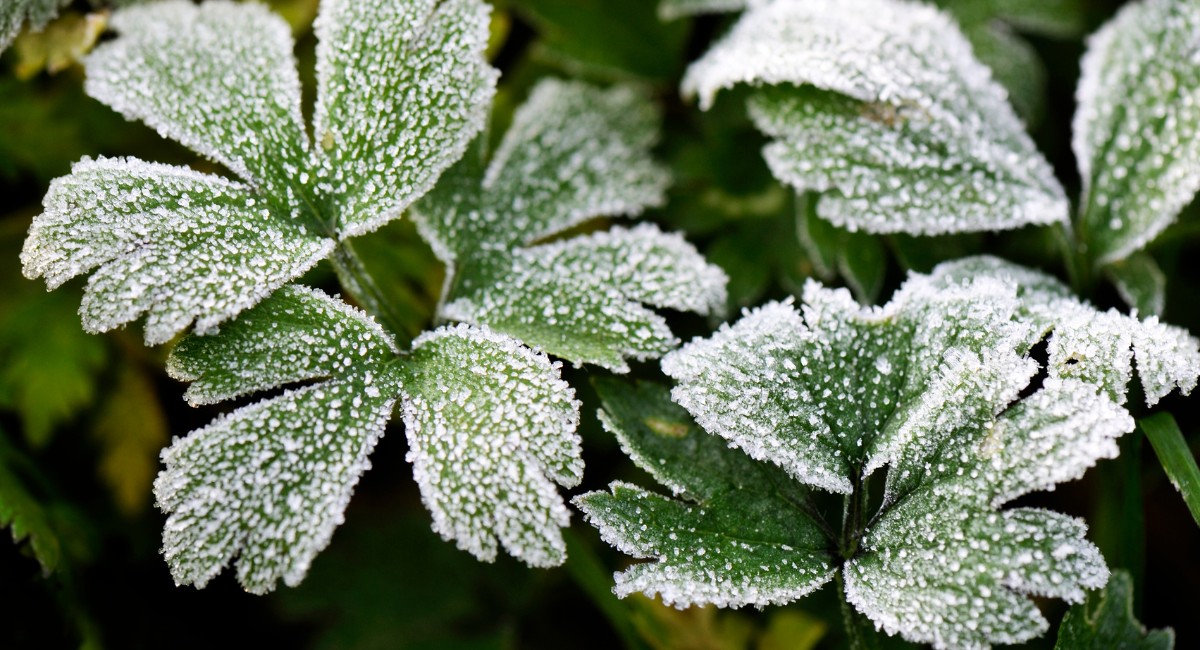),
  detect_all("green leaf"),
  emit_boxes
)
[1106,252,1167,317]
[162,286,584,591]
[1140,413,1200,529]
[90,362,168,516]
[0,0,69,53]
[581,256,1200,647]
[22,0,497,344]
[414,80,726,371]
[398,324,582,567]
[683,0,1068,236]
[796,193,889,304]
[158,287,403,593]
[0,428,62,574]
[575,380,837,608]
[1074,0,1200,263]
[1055,571,1175,649]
